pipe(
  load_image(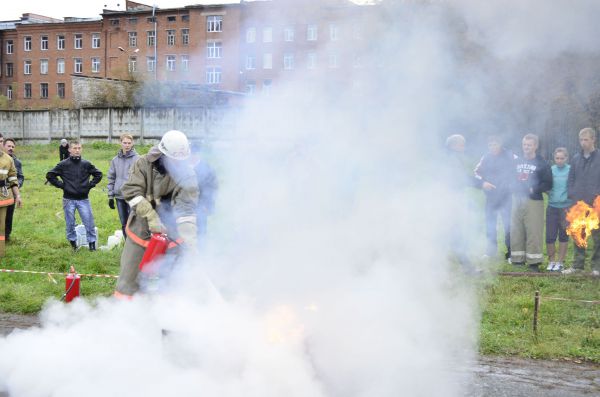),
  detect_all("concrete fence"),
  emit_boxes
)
[0,107,232,144]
